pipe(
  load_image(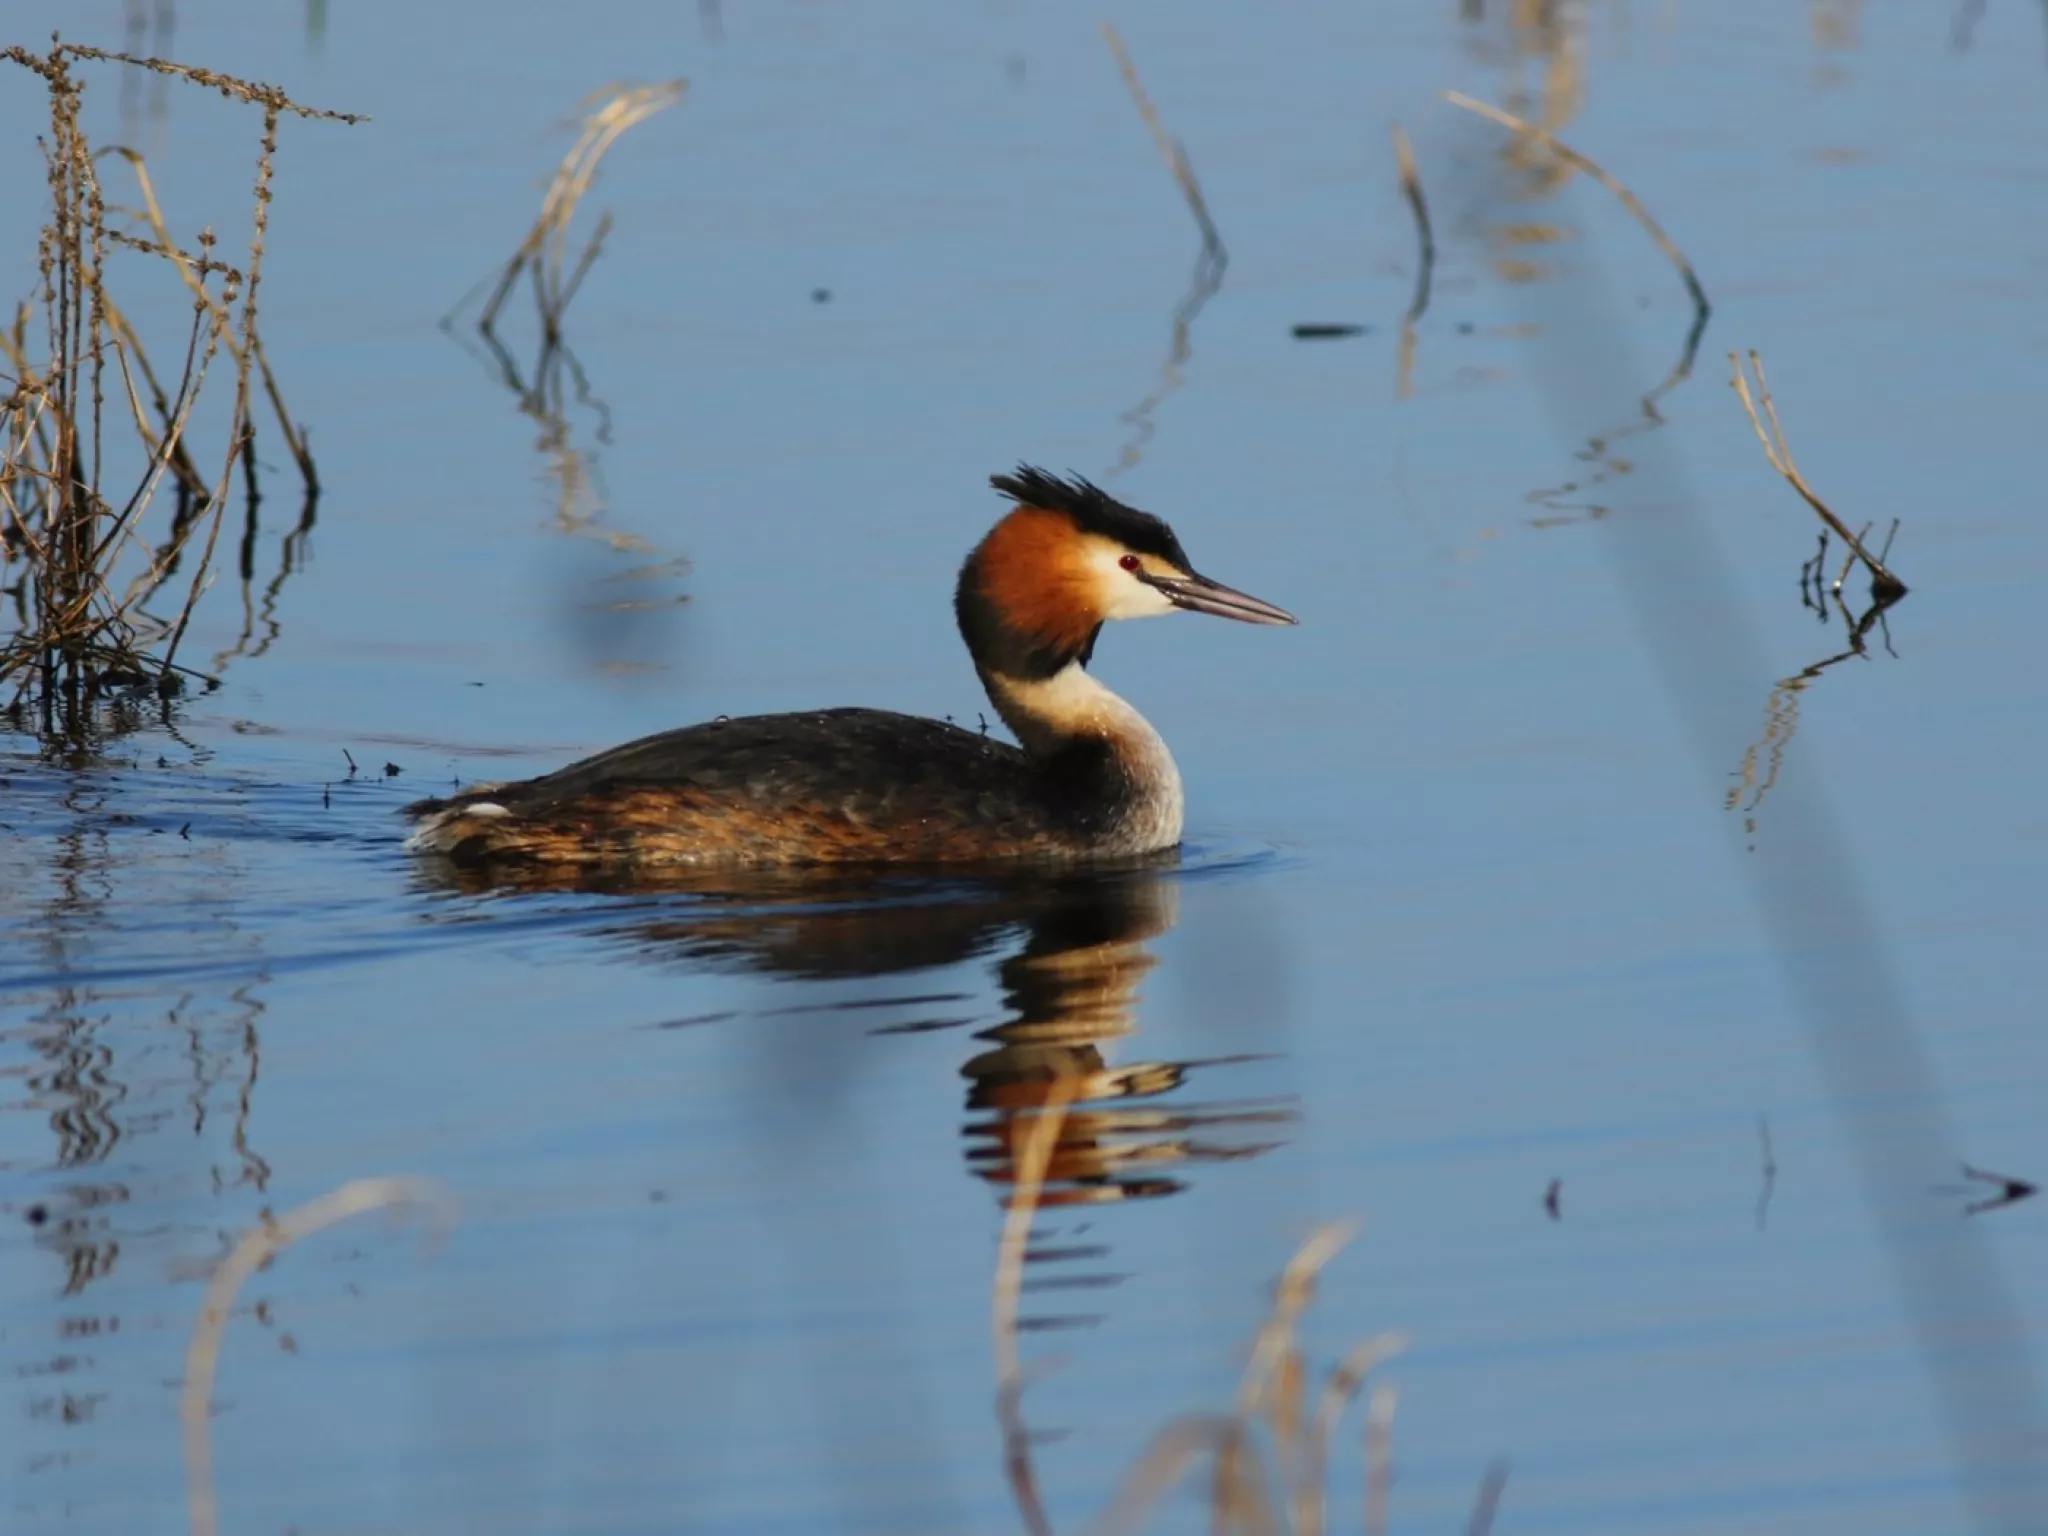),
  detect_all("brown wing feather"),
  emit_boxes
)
[405,708,1092,867]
